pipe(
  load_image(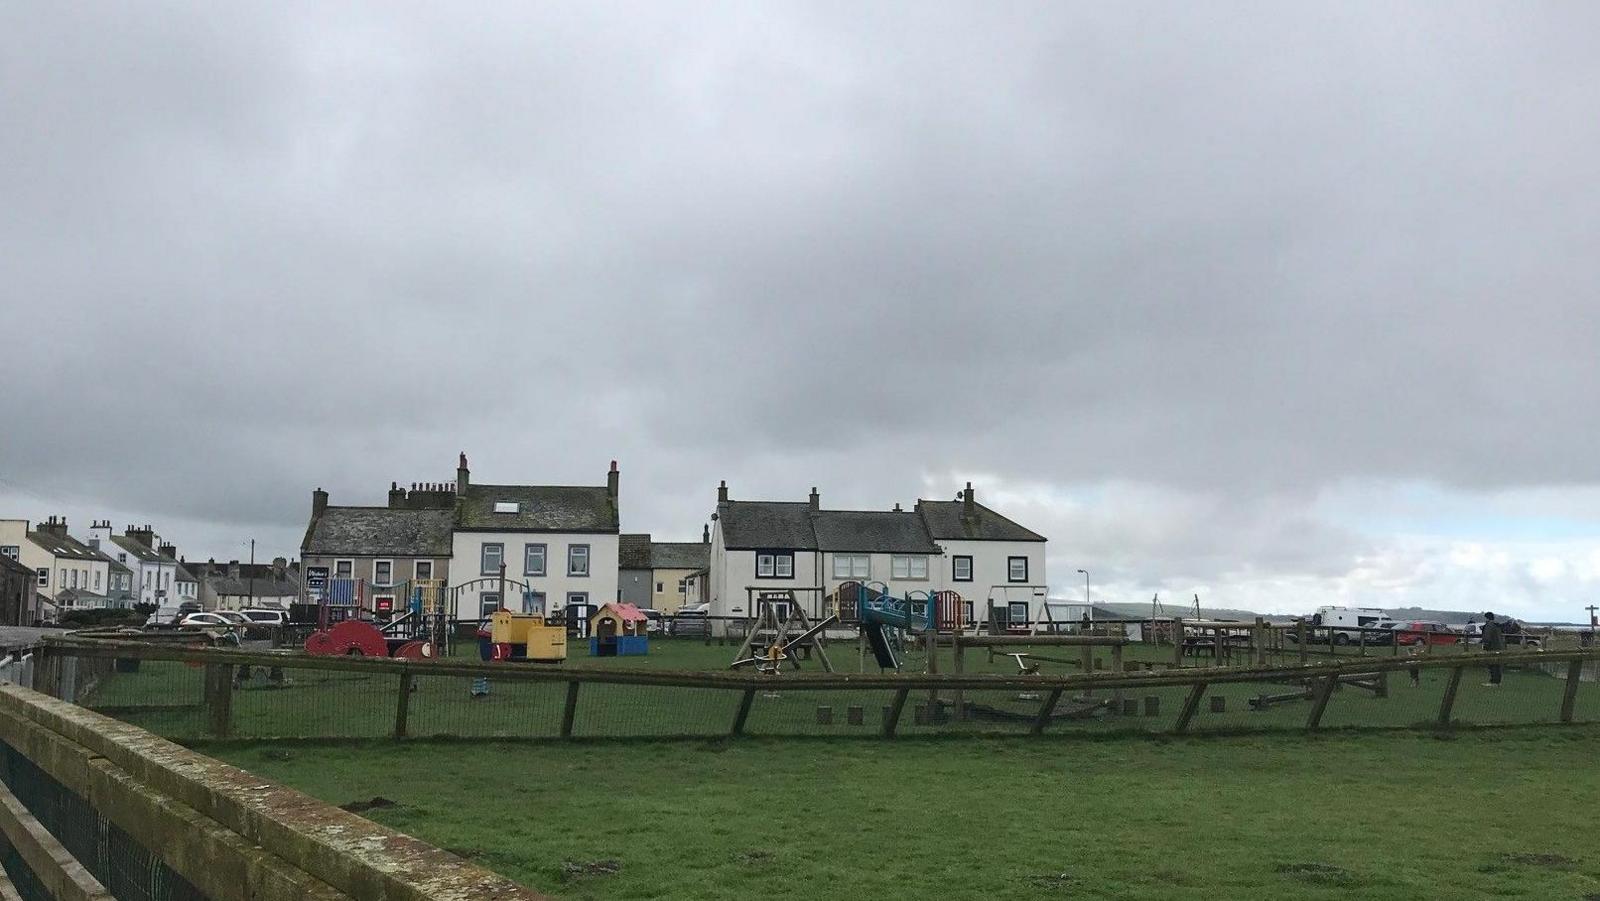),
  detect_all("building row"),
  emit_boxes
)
[298,453,1048,626]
